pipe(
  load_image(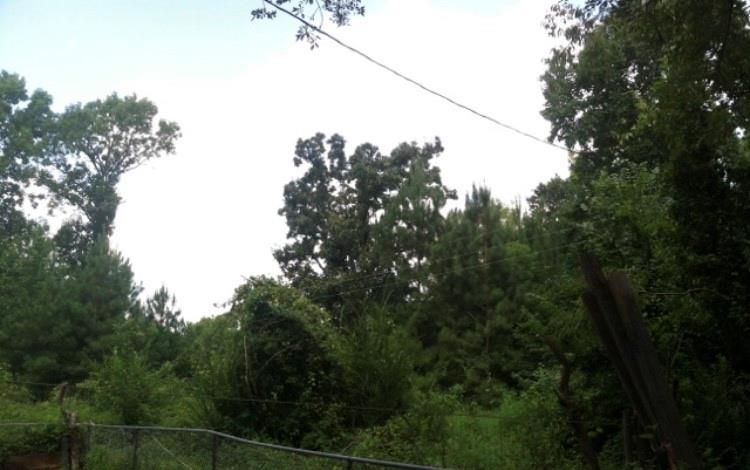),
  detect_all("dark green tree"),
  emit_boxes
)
[189,277,345,447]
[144,286,186,334]
[275,133,454,324]
[0,227,63,384]
[0,236,138,384]
[56,241,141,381]
[414,187,536,399]
[0,71,54,235]
[105,286,187,372]
[541,3,750,464]
[46,93,180,256]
